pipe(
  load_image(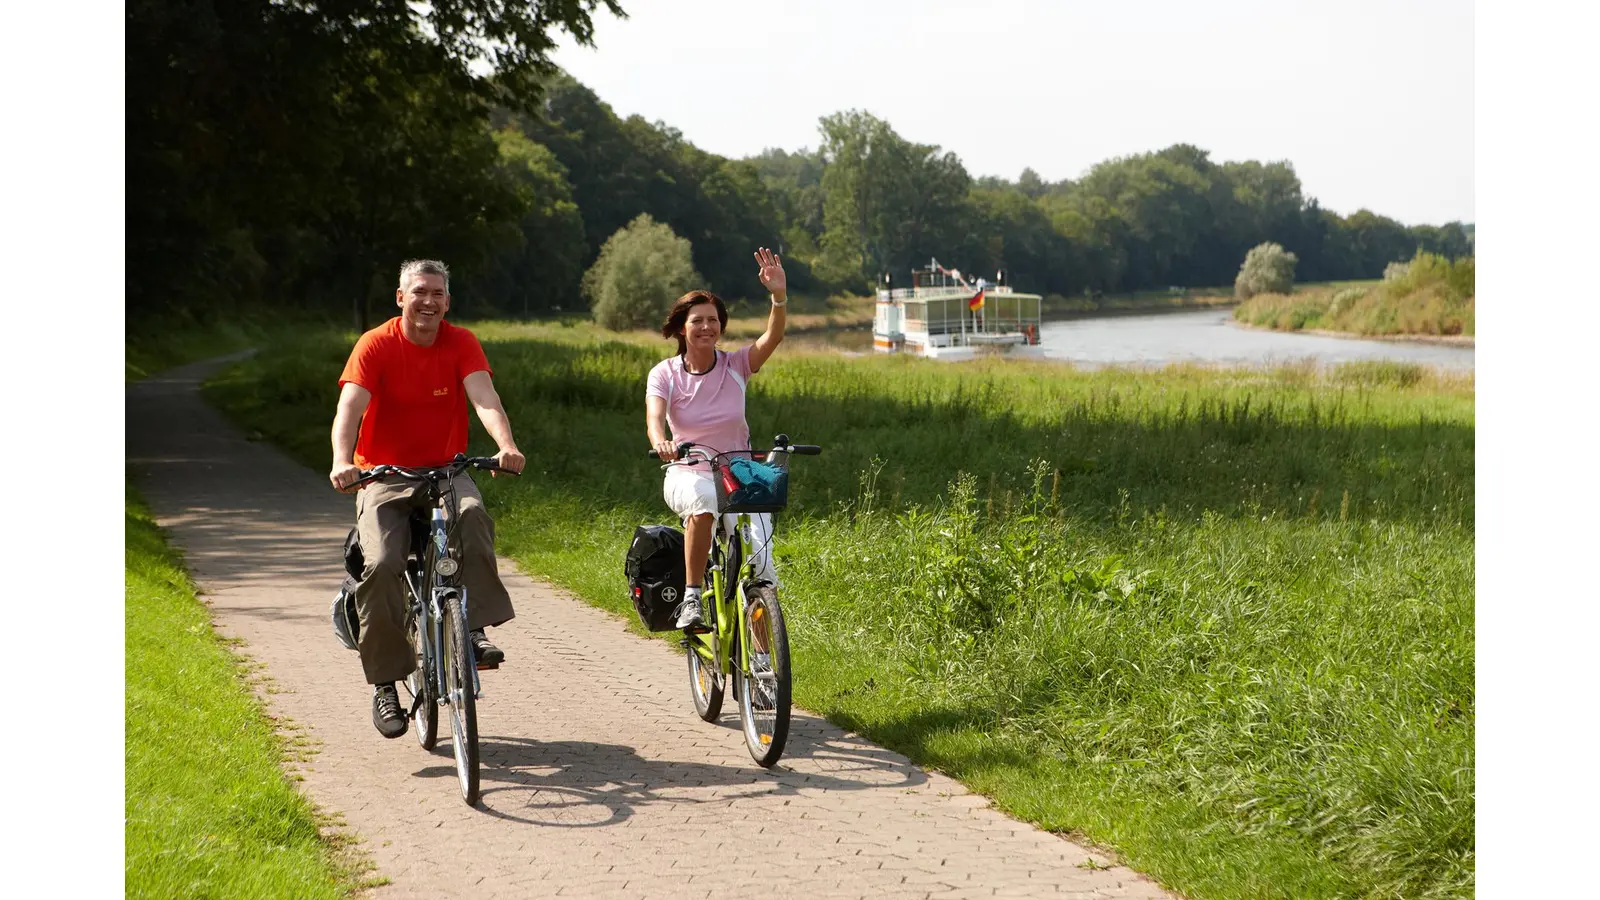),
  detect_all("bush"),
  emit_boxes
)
[1234,242,1298,300]
[1327,287,1366,319]
[583,213,702,331]
[1233,290,1330,331]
